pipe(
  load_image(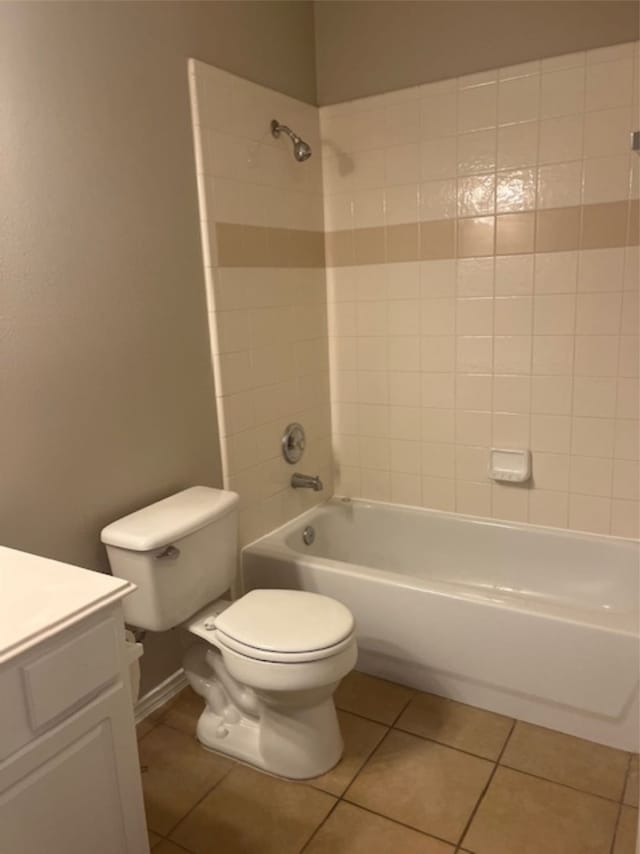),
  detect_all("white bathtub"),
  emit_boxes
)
[242,497,640,750]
